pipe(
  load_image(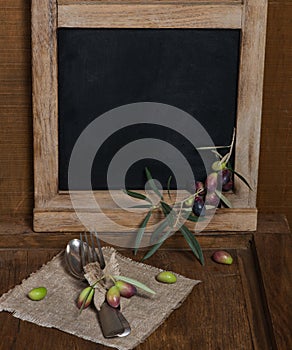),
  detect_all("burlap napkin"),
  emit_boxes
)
[0,247,200,350]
